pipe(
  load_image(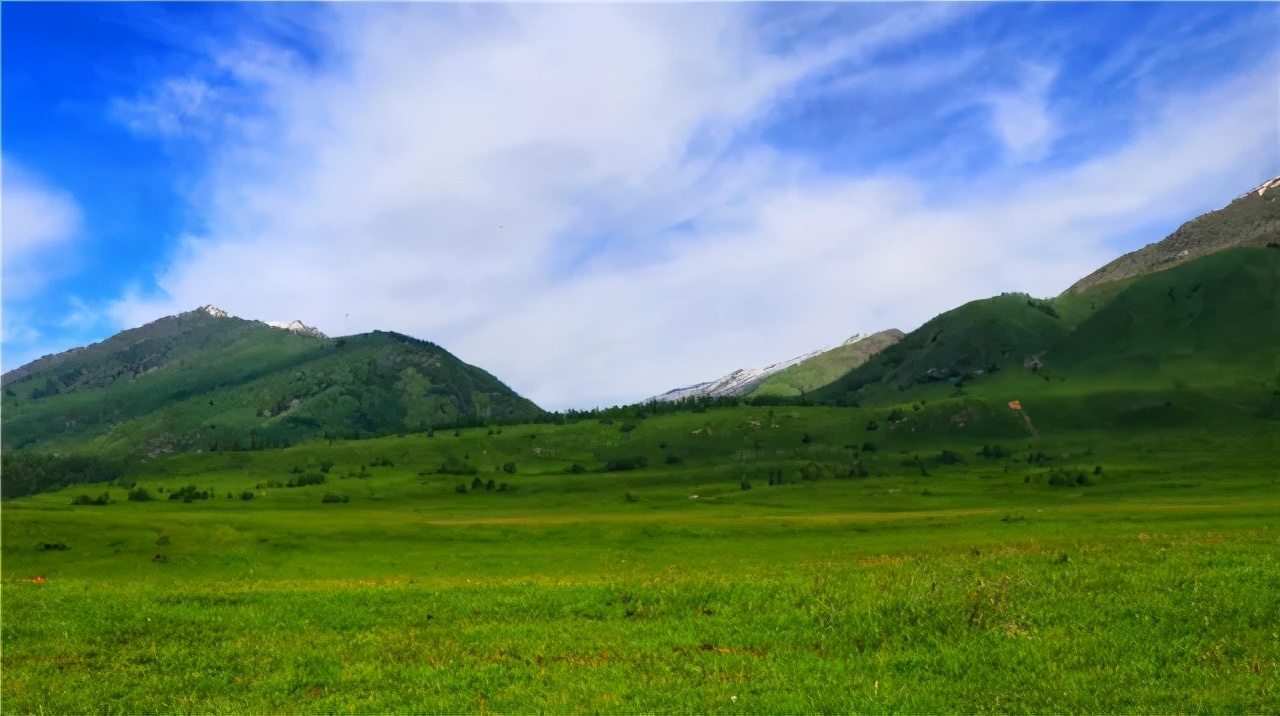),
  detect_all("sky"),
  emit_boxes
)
[3,2,1277,410]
